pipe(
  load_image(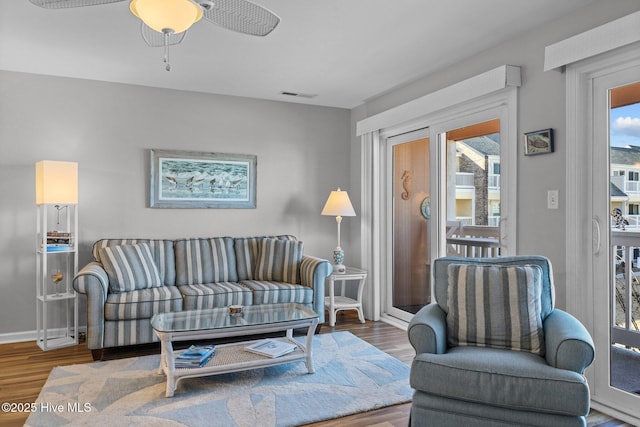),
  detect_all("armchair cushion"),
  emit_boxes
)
[447,263,545,355]
[99,243,162,293]
[410,346,590,417]
[254,238,303,284]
